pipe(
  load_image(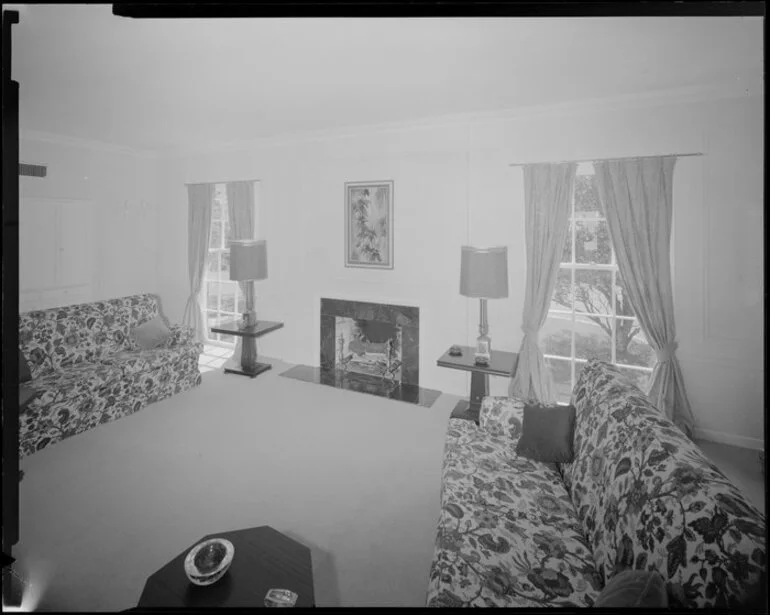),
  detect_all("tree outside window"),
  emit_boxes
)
[544,164,654,402]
